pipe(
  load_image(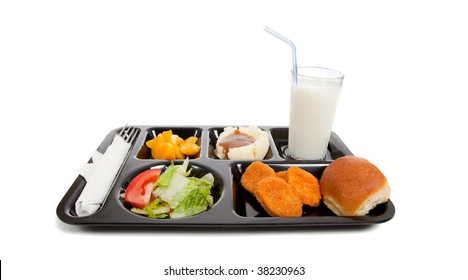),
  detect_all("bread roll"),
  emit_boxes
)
[320,156,391,216]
